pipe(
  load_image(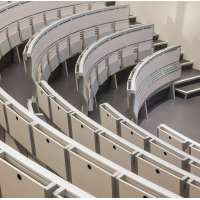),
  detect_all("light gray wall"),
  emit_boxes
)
[117,1,200,70]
